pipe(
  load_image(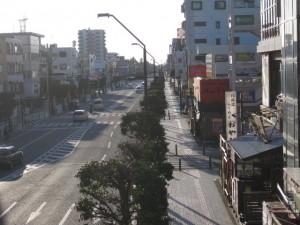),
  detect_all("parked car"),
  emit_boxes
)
[93,98,104,111]
[73,109,88,122]
[0,145,23,169]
